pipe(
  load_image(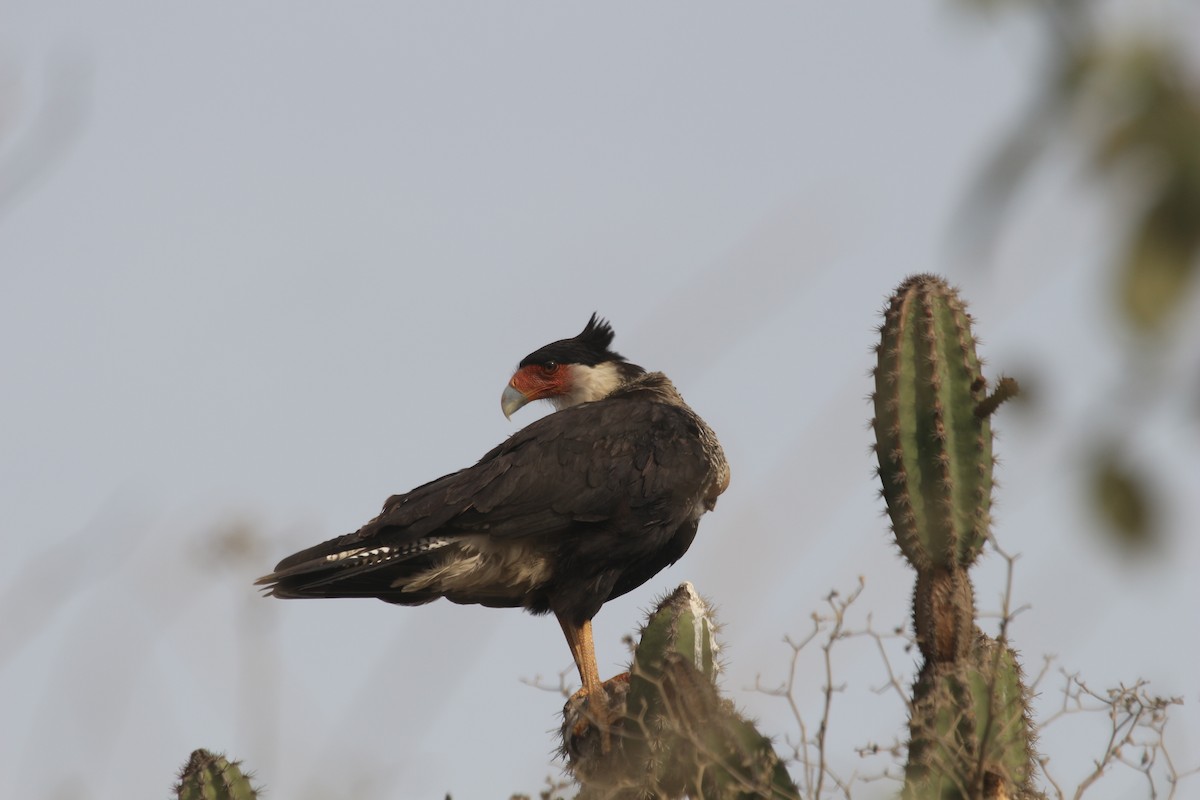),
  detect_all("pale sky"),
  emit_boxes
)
[2,3,1197,799]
